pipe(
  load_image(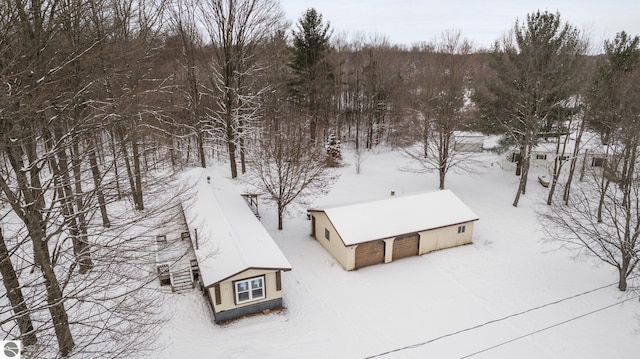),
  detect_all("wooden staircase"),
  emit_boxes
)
[170,267,194,293]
